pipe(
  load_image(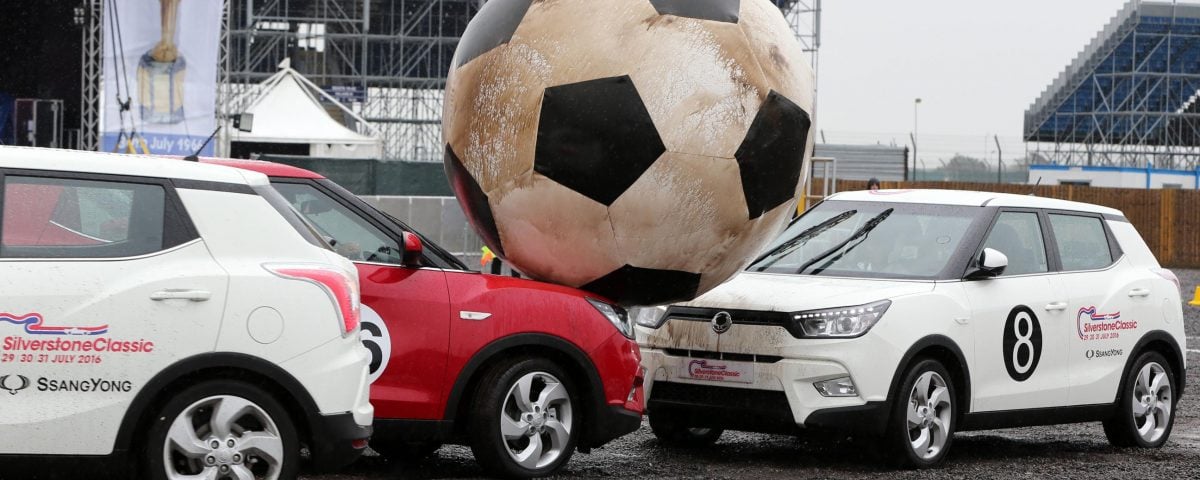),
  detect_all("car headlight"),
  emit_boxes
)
[791,300,891,338]
[631,305,668,329]
[587,298,634,339]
